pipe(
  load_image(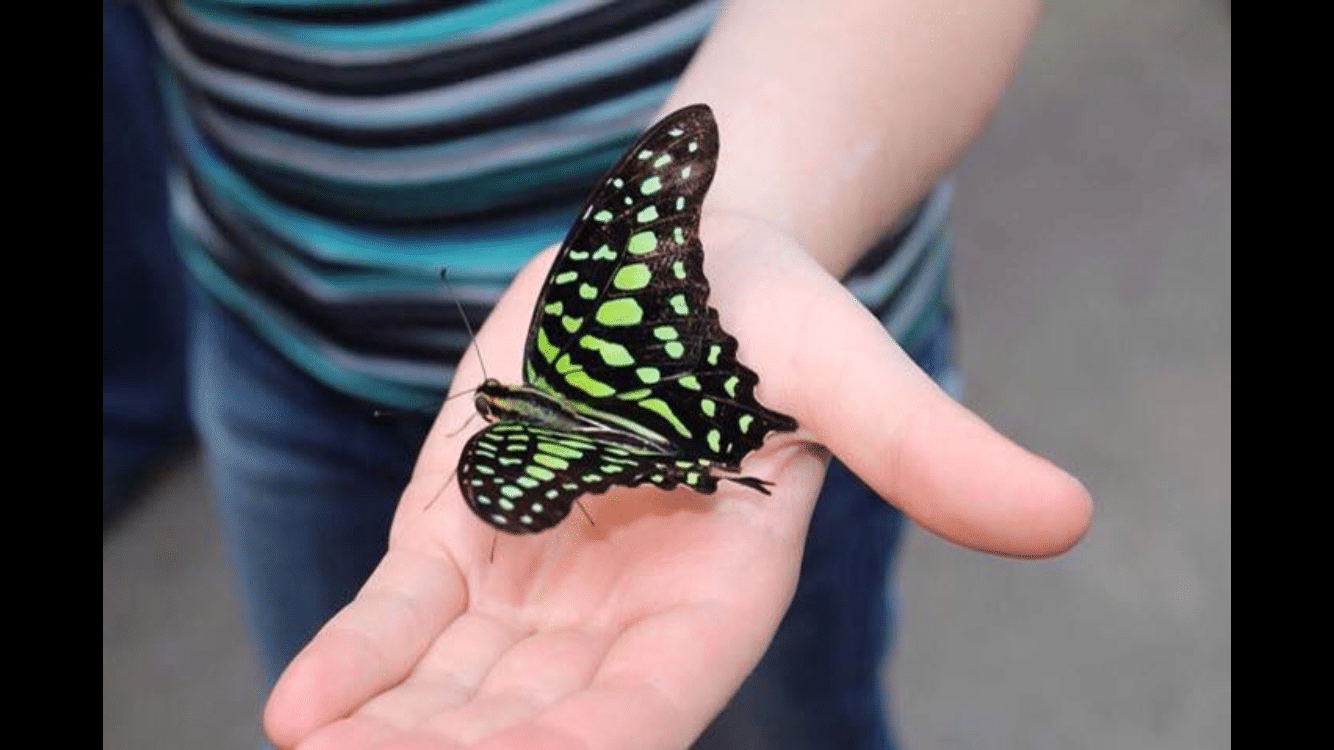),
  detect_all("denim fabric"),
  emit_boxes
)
[191,290,957,750]
[103,0,192,523]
